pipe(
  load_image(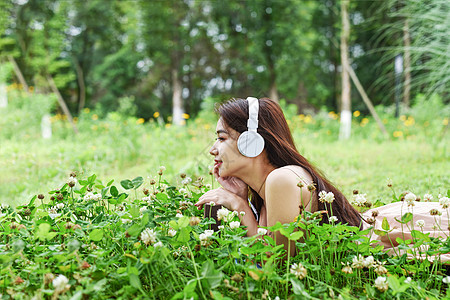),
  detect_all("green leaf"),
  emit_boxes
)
[140,213,150,226]
[131,176,144,189]
[89,229,104,241]
[200,260,223,289]
[121,179,134,190]
[110,186,118,197]
[88,174,97,184]
[381,217,390,231]
[177,227,190,243]
[177,216,190,228]
[129,205,140,218]
[106,179,114,186]
[288,231,304,241]
[374,229,387,237]
[129,273,142,289]
[35,223,57,241]
[127,224,142,237]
